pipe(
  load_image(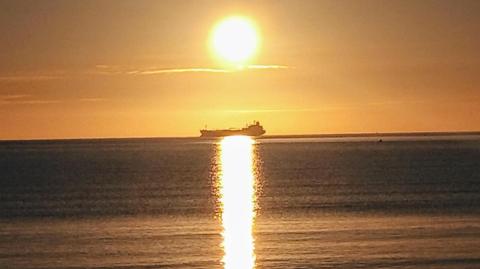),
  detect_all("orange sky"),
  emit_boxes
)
[1,0,479,139]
